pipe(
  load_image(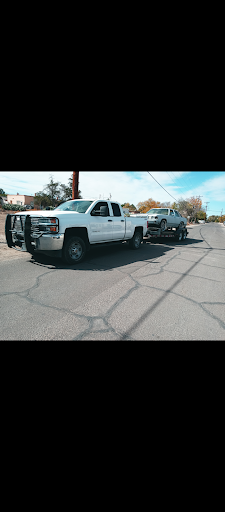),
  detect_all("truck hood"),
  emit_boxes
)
[16,210,88,231]
[19,210,83,217]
